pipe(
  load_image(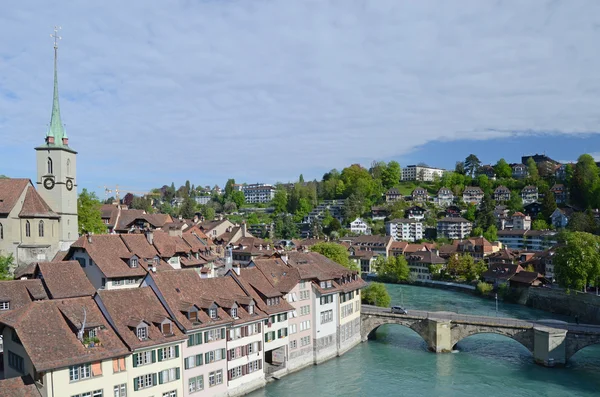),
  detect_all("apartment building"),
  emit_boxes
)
[96,287,186,397]
[437,217,473,240]
[401,165,446,182]
[337,277,362,355]
[0,296,130,397]
[385,219,423,242]
[242,184,276,204]
[462,187,484,206]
